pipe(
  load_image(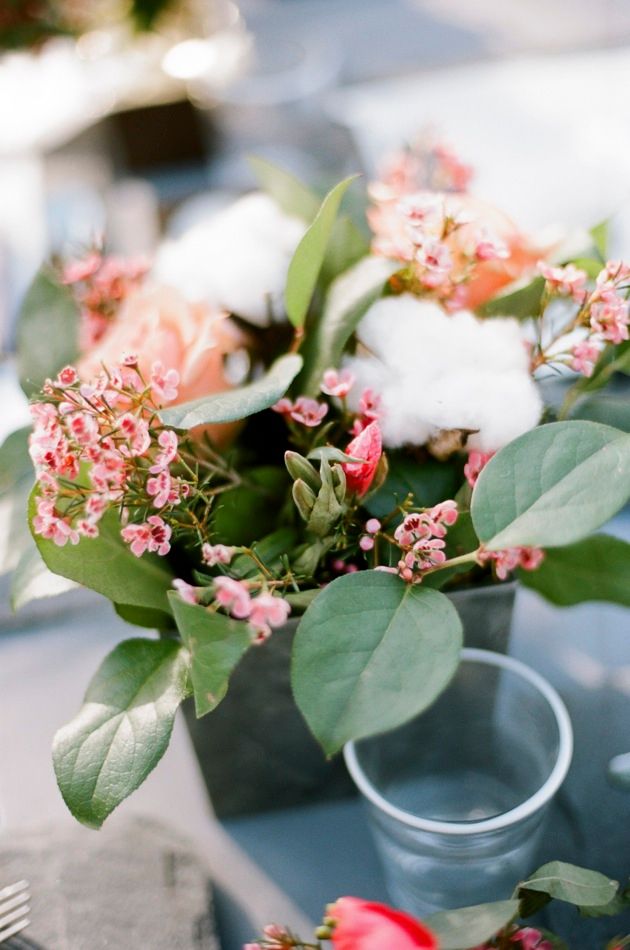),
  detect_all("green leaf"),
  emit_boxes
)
[53,638,190,827]
[319,213,370,287]
[285,176,358,329]
[0,426,32,495]
[158,354,303,429]
[479,276,545,320]
[10,542,79,611]
[367,454,461,519]
[292,570,463,755]
[114,602,174,631]
[298,257,399,396]
[518,533,630,607]
[569,256,605,279]
[247,155,320,220]
[169,593,251,717]
[32,494,174,612]
[16,268,79,396]
[571,393,630,432]
[590,219,609,260]
[426,900,519,950]
[579,885,630,918]
[284,588,320,612]
[519,862,618,908]
[471,421,630,550]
